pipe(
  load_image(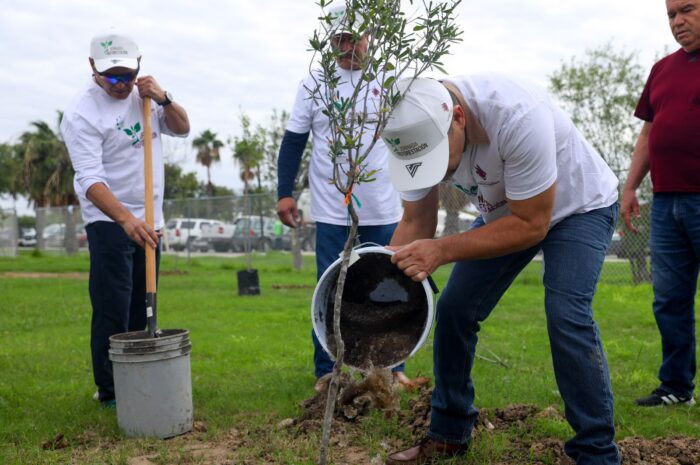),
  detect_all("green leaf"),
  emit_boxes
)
[383,76,396,89]
[124,129,133,136]
[433,64,448,74]
[134,122,141,133]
